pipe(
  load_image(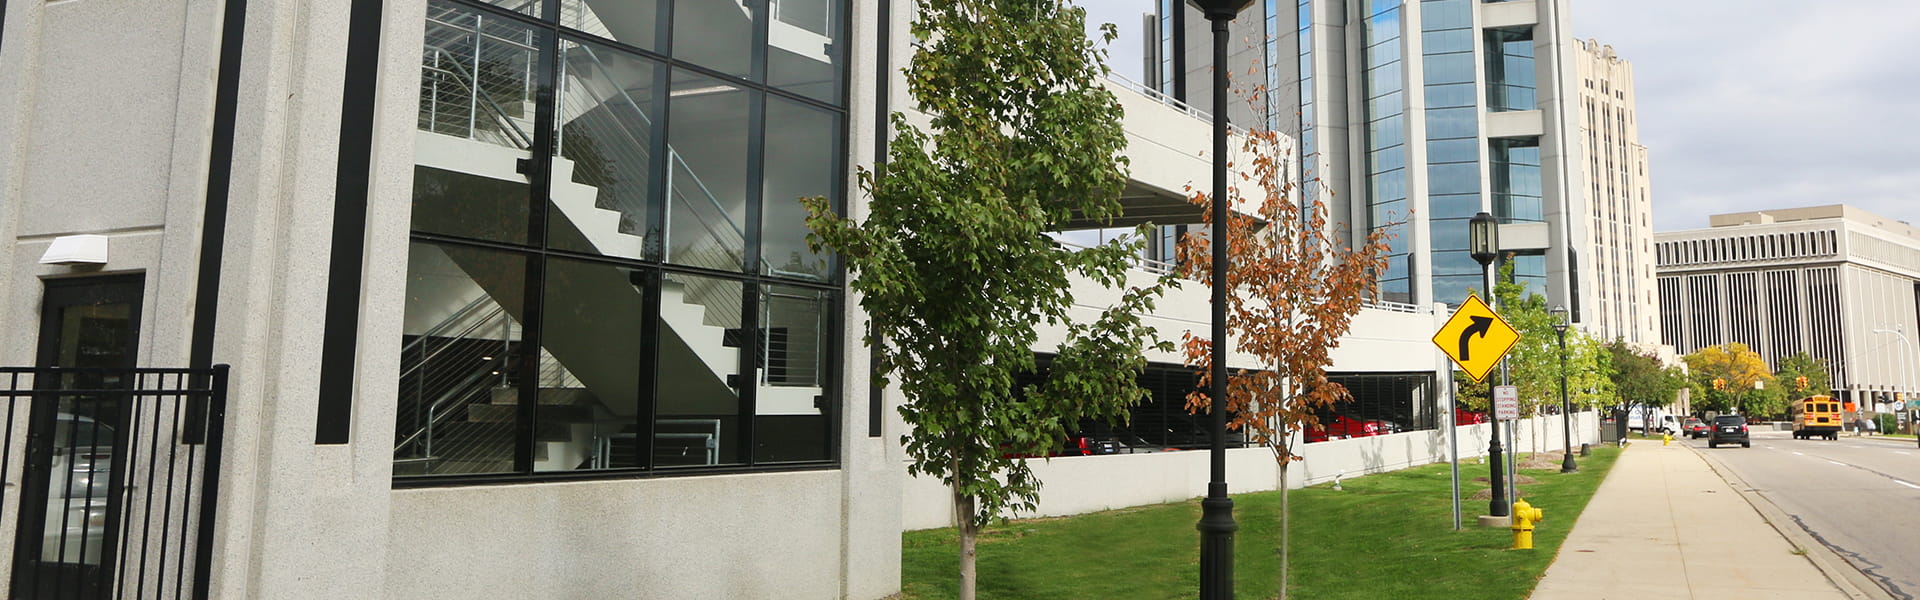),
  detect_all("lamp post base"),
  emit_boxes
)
[1197,484,1237,600]
[1560,452,1578,473]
